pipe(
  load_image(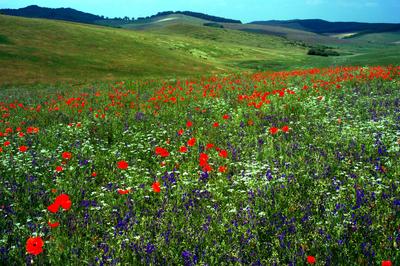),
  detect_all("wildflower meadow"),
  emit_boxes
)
[0,66,399,265]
